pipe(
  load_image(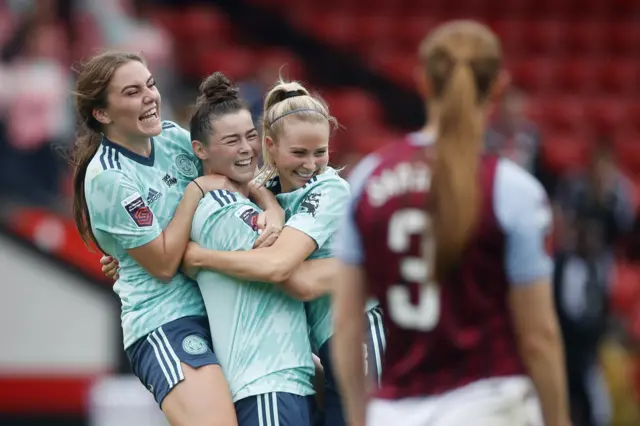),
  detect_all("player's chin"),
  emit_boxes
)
[230,167,254,184]
[137,120,163,136]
